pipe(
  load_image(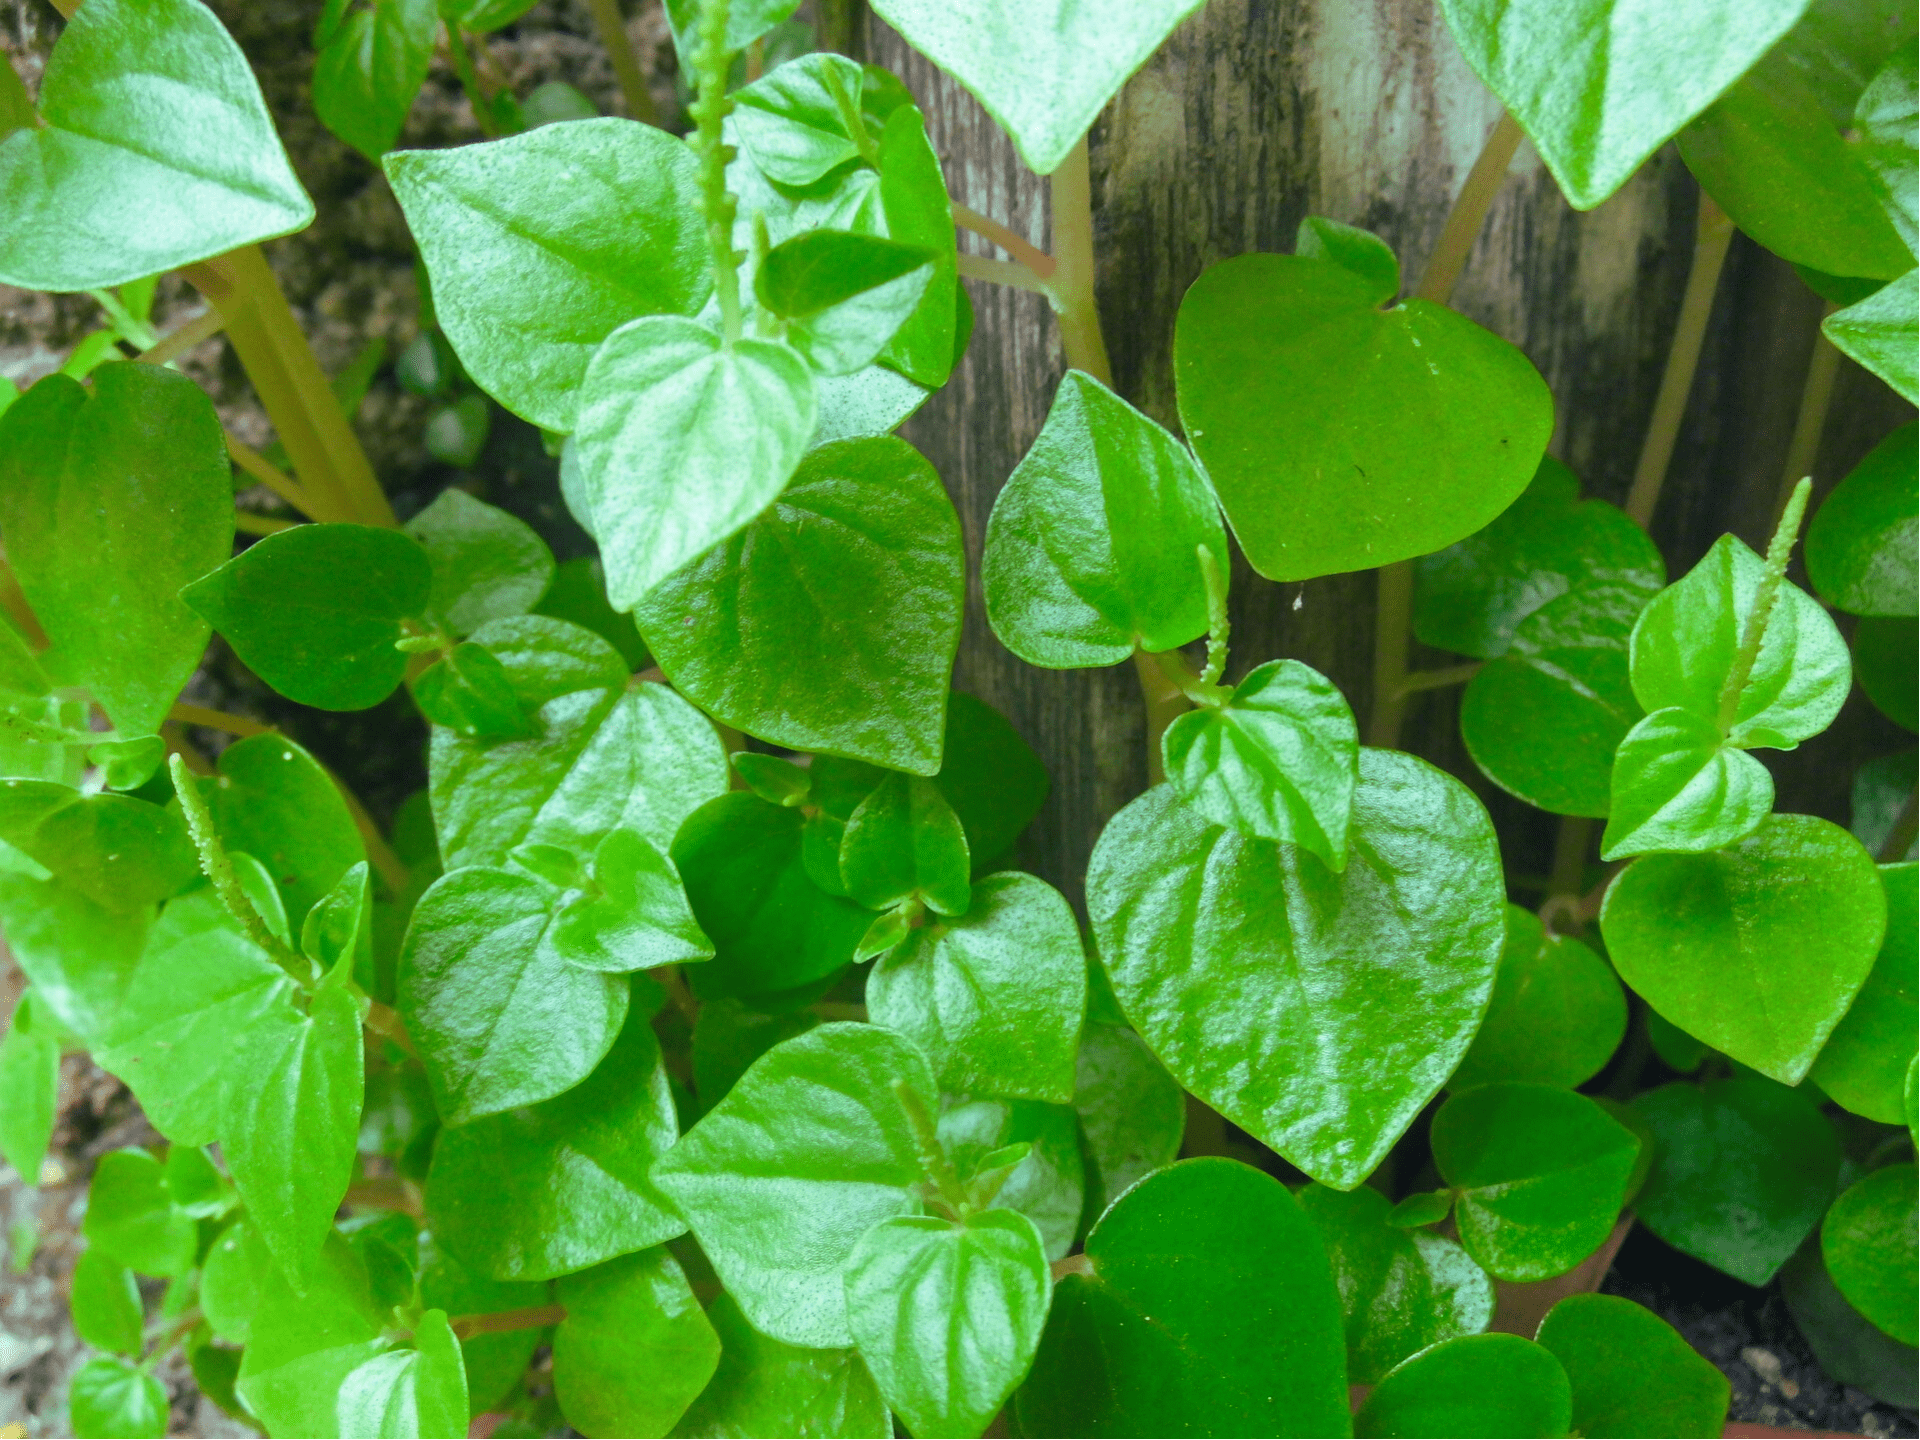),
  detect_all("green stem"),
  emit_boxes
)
[584,0,659,126]
[1715,477,1811,735]
[1196,545,1230,690]
[1396,662,1480,697]
[449,1303,567,1340]
[445,25,499,138]
[1413,112,1523,306]
[893,1080,969,1216]
[167,754,308,984]
[1047,137,1111,385]
[1367,561,1414,748]
[689,0,741,345]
